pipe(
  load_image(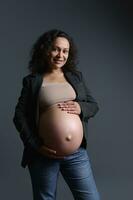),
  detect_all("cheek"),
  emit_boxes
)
[65,54,69,60]
[51,52,57,58]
